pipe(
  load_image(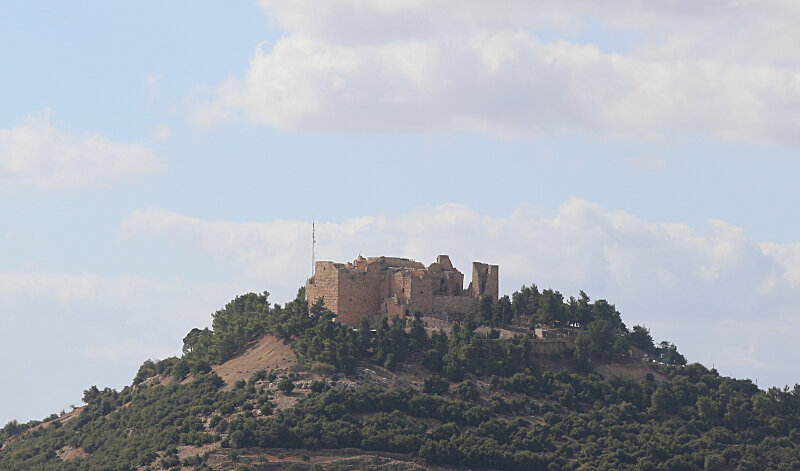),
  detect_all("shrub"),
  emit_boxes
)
[133,359,157,385]
[161,455,180,468]
[310,381,329,393]
[171,361,190,380]
[248,370,268,385]
[191,360,211,376]
[277,378,295,393]
[182,454,202,466]
[422,376,449,395]
[311,362,337,377]
[454,380,480,400]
